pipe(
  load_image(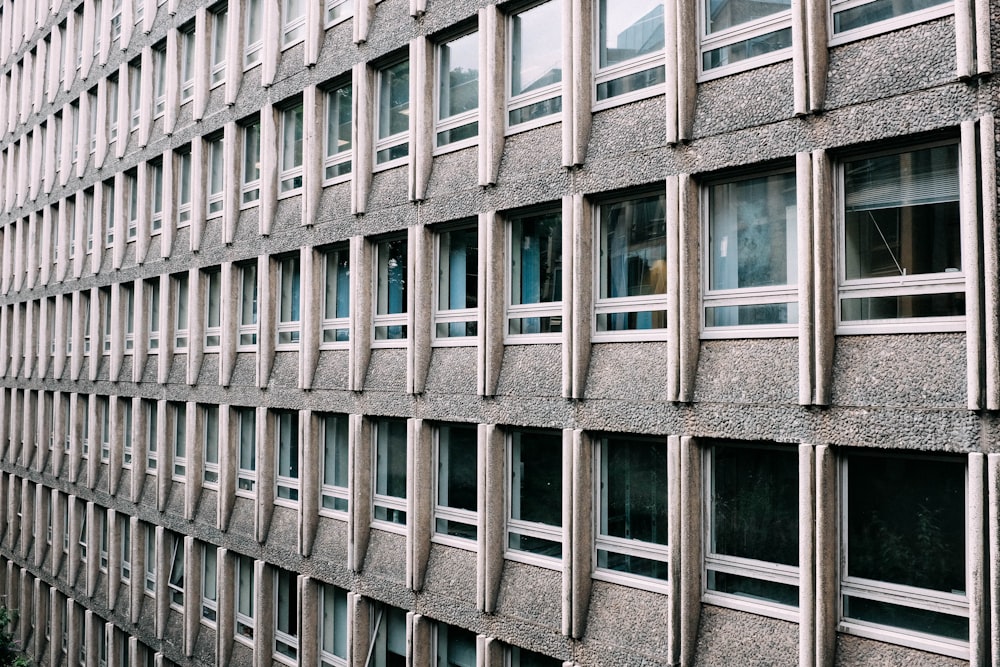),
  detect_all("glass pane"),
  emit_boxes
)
[243,123,261,185]
[378,60,409,139]
[438,32,479,120]
[834,0,948,32]
[246,0,263,45]
[597,549,668,580]
[843,596,968,641]
[322,585,347,658]
[711,443,798,565]
[207,272,221,328]
[437,424,477,512]
[376,419,407,498]
[510,2,562,96]
[241,265,258,326]
[705,303,798,327]
[508,316,561,335]
[211,12,227,68]
[709,172,797,290]
[277,413,299,480]
[846,453,965,593]
[209,141,224,195]
[596,66,665,101]
[239,410,256,472]
[376,238,408,316]
[508,97,562,126]
[840,294,965,321]
[511,212,562,306]
[325,249,351,320]
[702,28,792,70]
[598,0,664,67]
[276,570,297,636]
[326,85,352,158]
[204,406,219,465]
[281,106,304,172]
[438,226,478,312]
[203,549,217,600]
[600,437,668,545]
[280,257,301,324]
[178,152,192,205]
[510,431,561,526]
[707,570,799,606]
[323,415,349,488]
[706,0,790,33]
[435,518,477,541]
[437,625,476,667]
[436,122,478,146]
[507,532,562,558]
